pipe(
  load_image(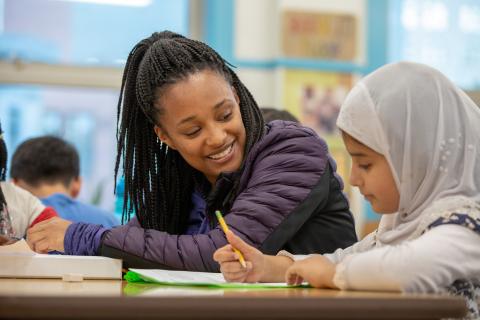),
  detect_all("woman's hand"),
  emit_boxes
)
[285,255,338,288]
[213,230,266,283]
[26,217,72,253]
